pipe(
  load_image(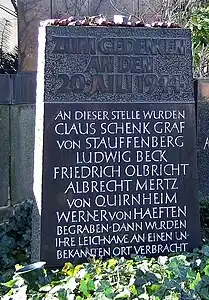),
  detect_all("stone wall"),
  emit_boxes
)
[0,73,36,223]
